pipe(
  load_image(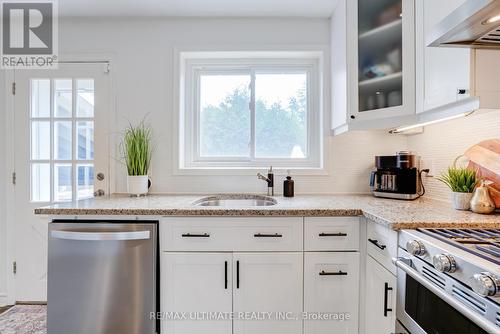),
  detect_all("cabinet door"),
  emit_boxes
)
[304,252,360,334]
[417,0,470,112]
[365,255,397,334]
[161,253,232,334]
[233,253,303,334]
[354,0,415,121]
